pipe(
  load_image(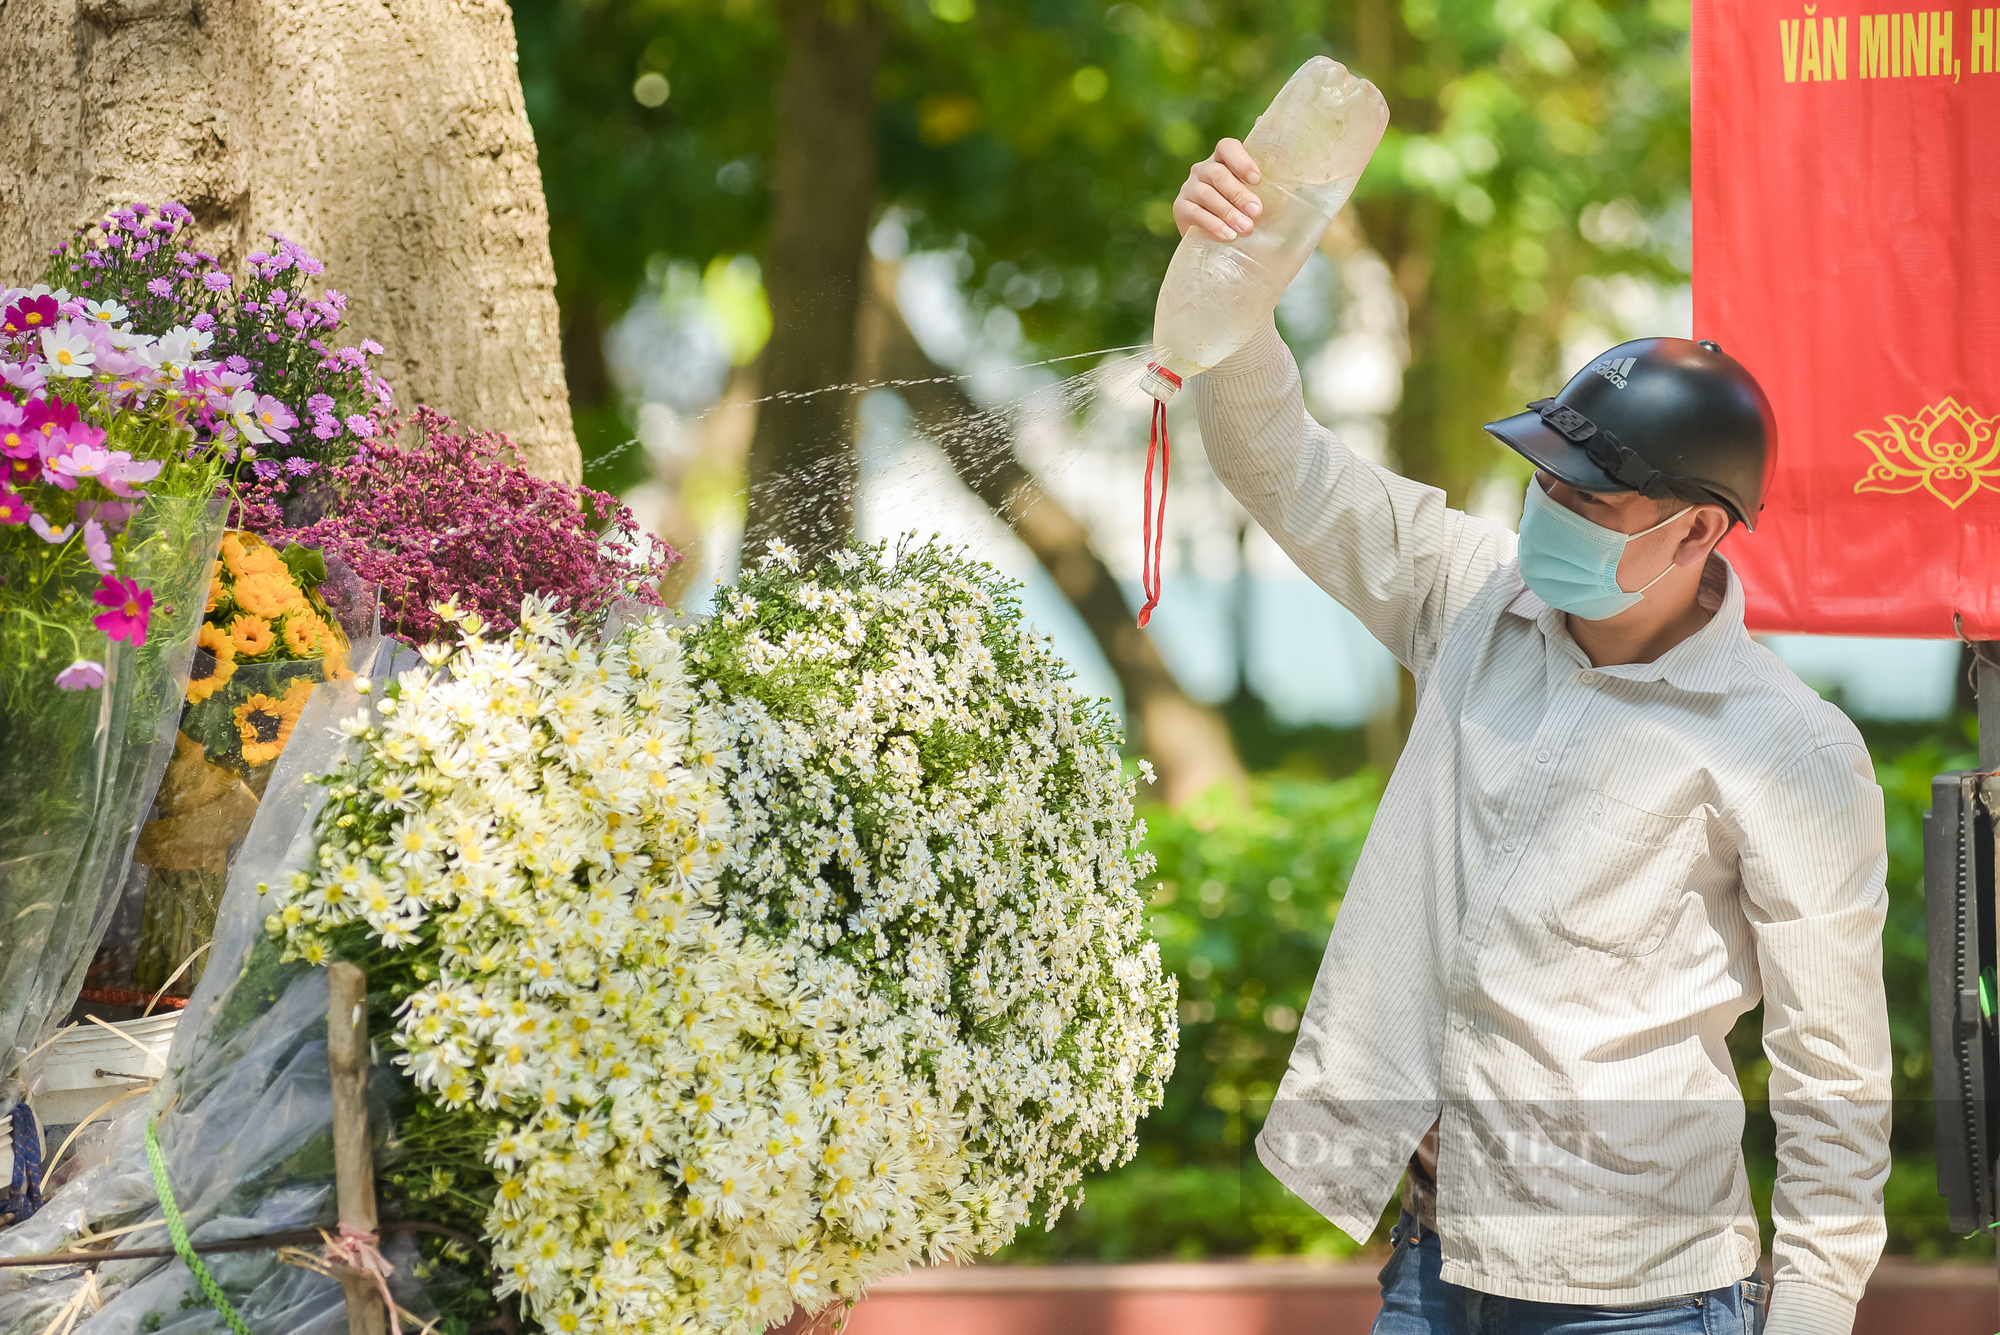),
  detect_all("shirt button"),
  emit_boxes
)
[1502,839,1517,854]
[1536,750,1551,763]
